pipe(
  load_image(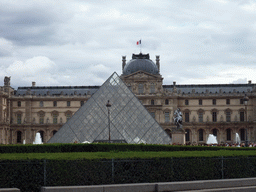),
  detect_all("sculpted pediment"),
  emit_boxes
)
[123,71,161,80]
